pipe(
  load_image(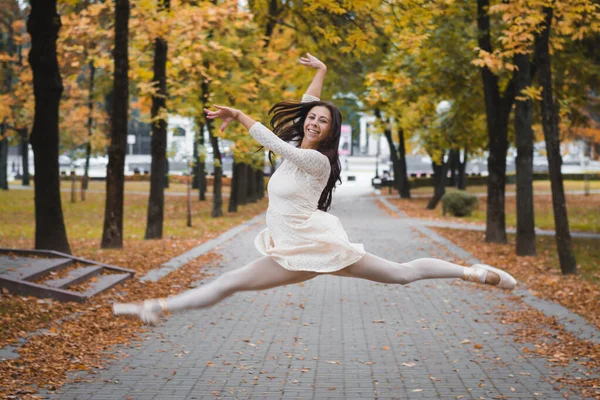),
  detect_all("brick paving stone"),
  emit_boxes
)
[40,185,598,399]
